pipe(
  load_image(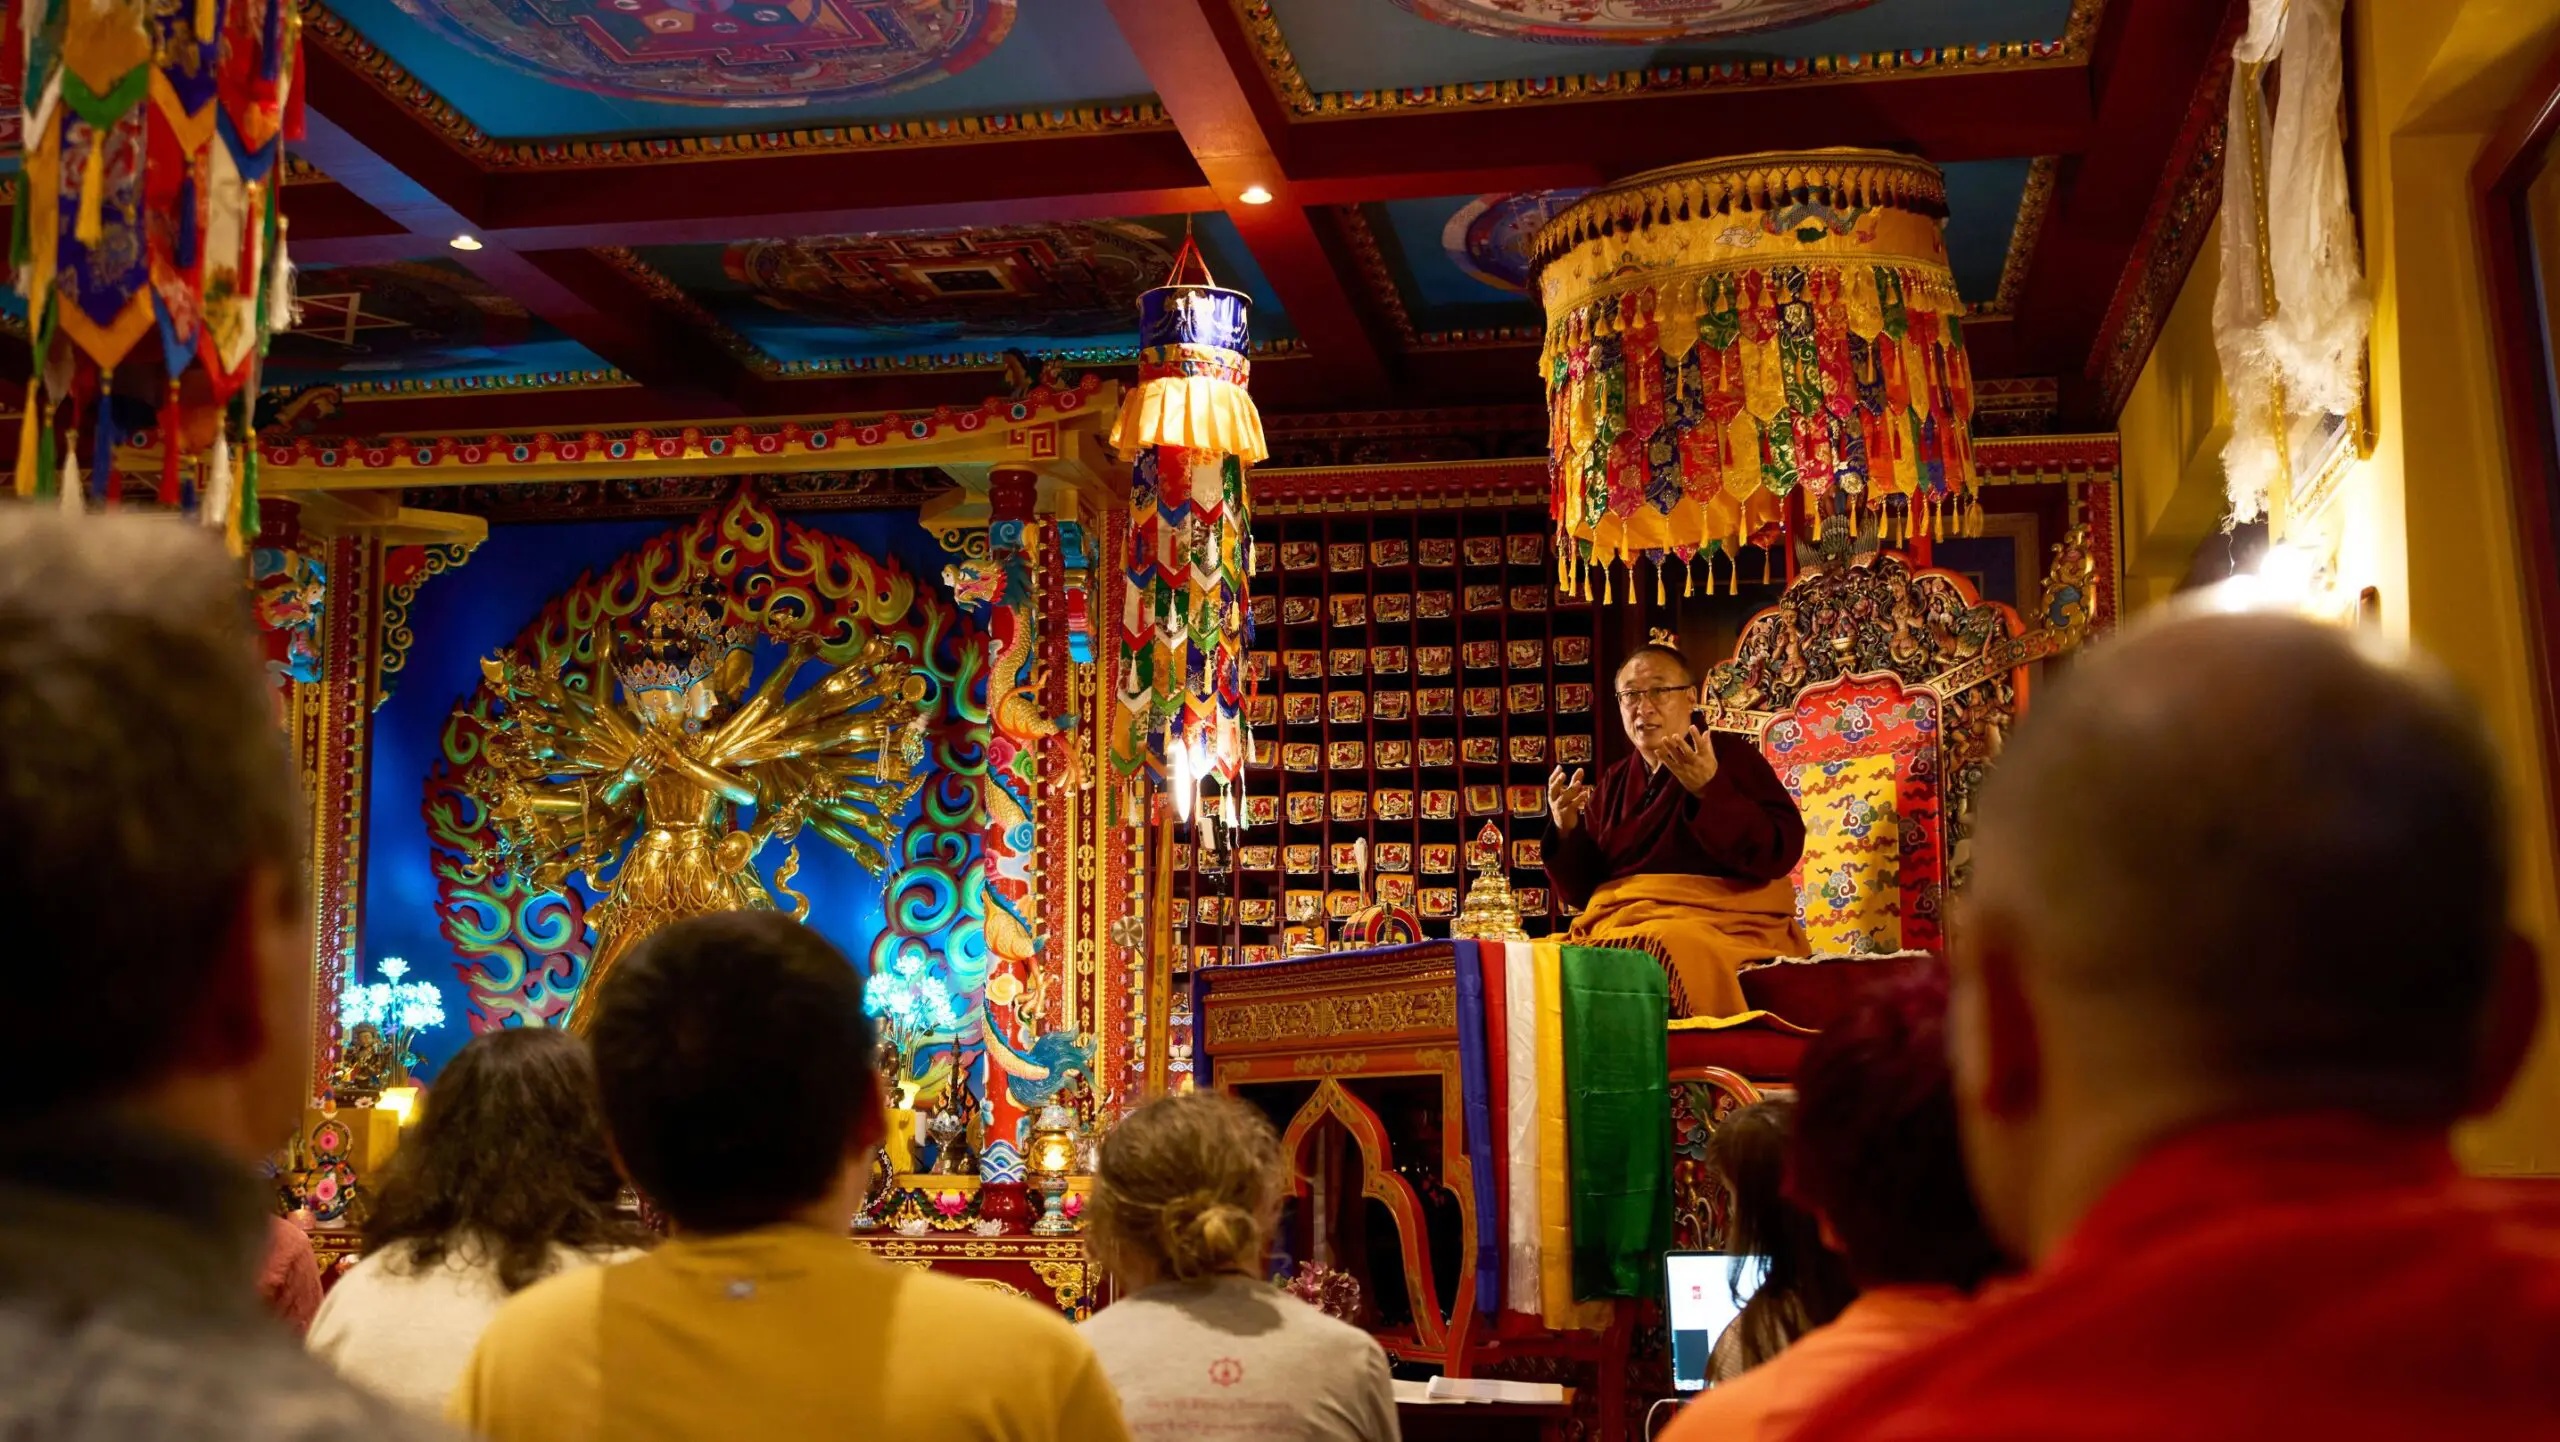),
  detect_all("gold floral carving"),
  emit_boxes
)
[1028,1258,1102,1318]
[1205,985,1457,1048]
